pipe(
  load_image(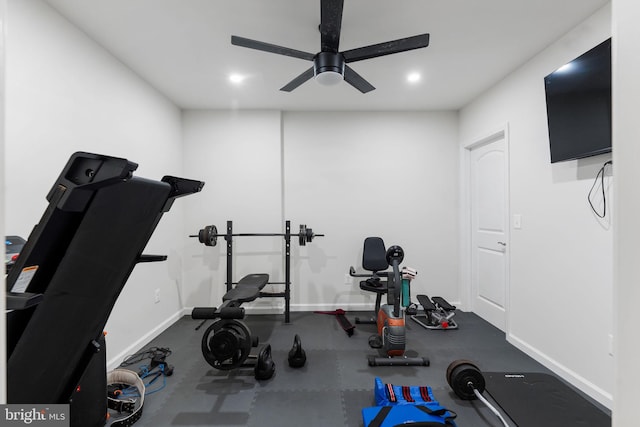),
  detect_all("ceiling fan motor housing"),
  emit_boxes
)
[314,52,345,84]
